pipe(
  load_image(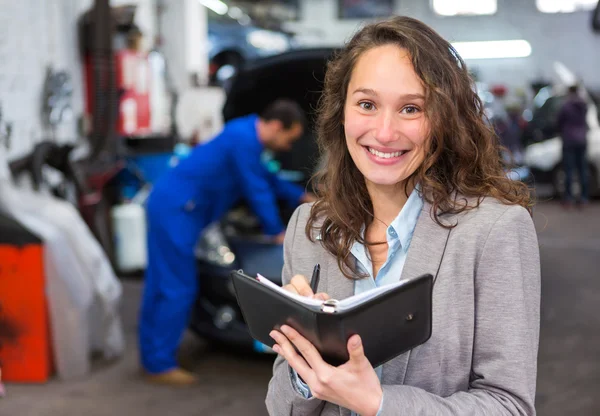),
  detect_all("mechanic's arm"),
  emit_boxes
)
[231,145,285,237]
[268,171,310,207]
